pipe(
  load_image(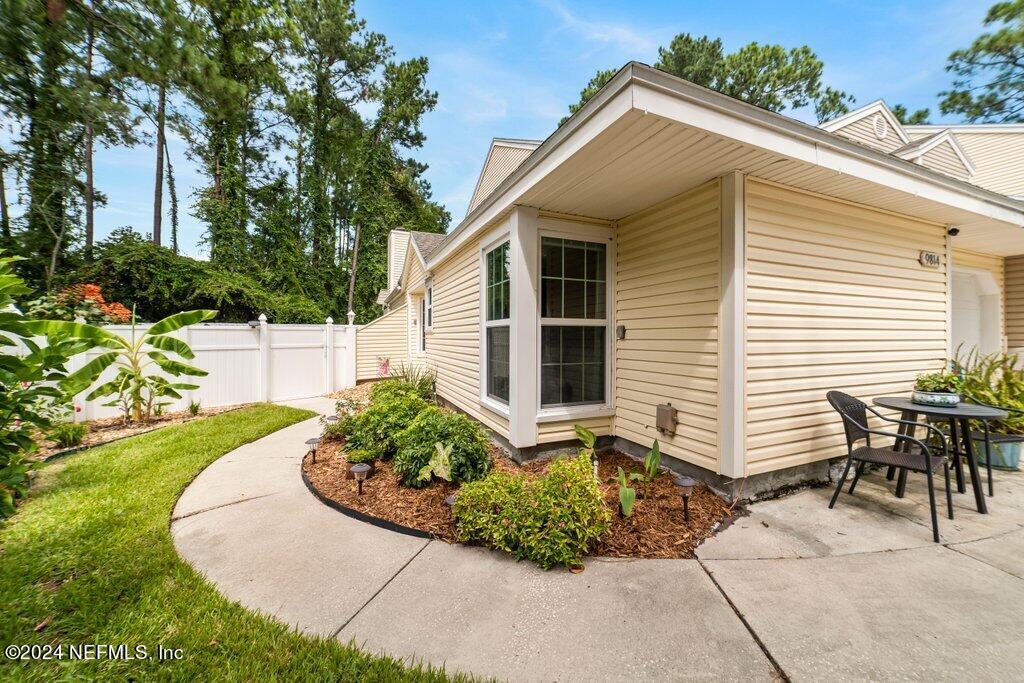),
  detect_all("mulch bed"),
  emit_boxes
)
[35,405,240,460]
[303,442,734,559]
